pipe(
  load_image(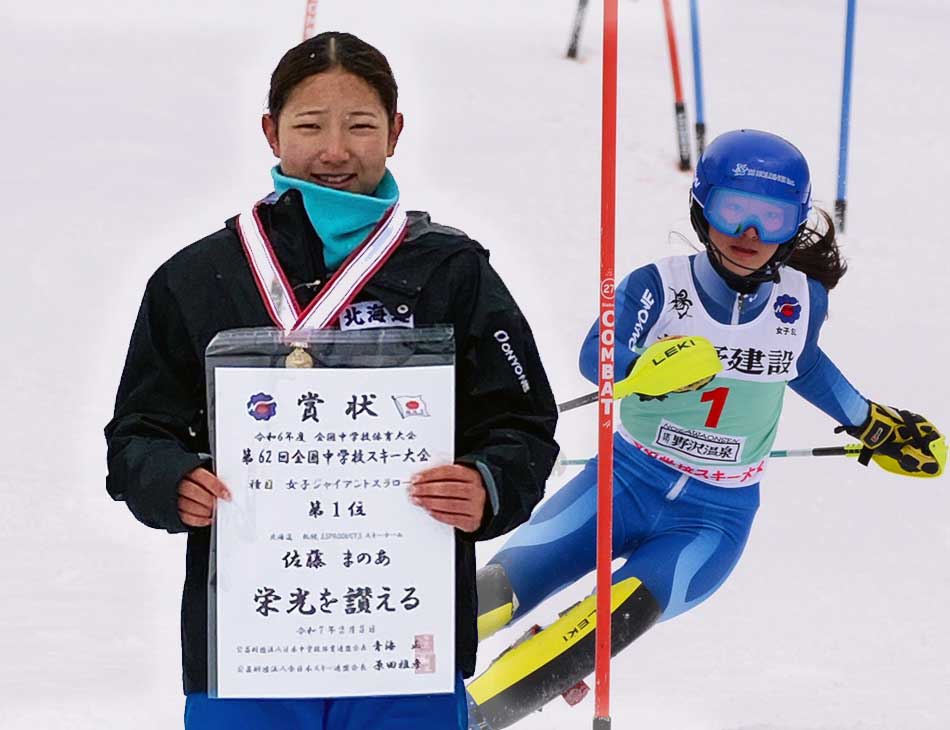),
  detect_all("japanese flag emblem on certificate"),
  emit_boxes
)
[392,395,430,419]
